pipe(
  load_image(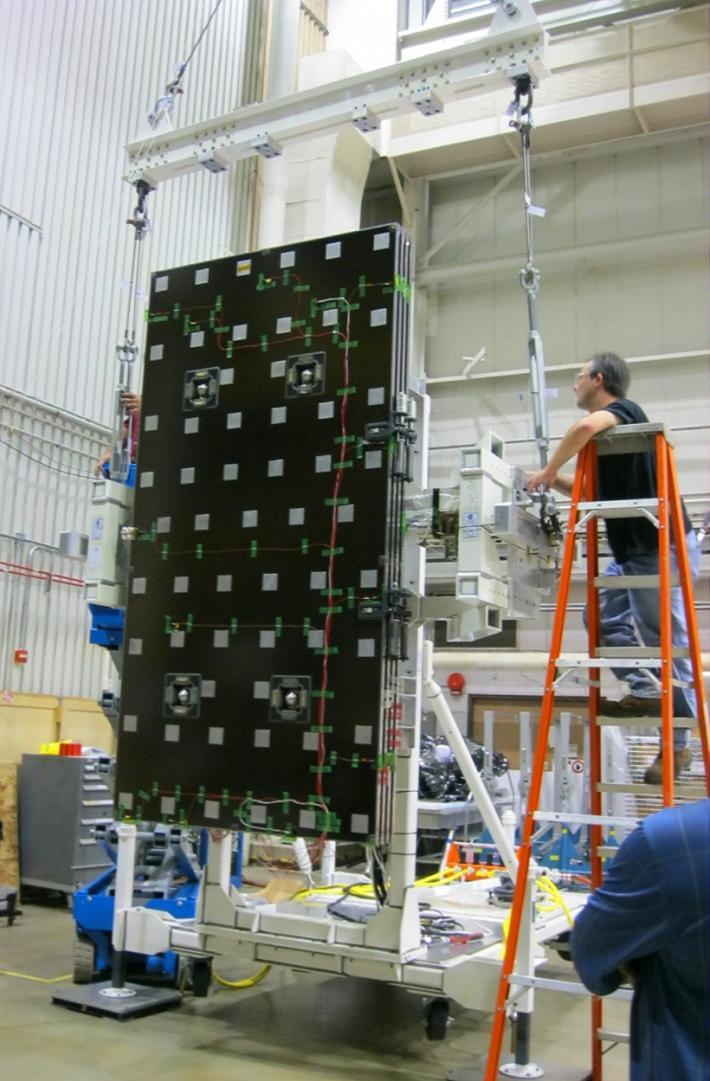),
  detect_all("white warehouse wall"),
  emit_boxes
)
[0,0,260,698]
